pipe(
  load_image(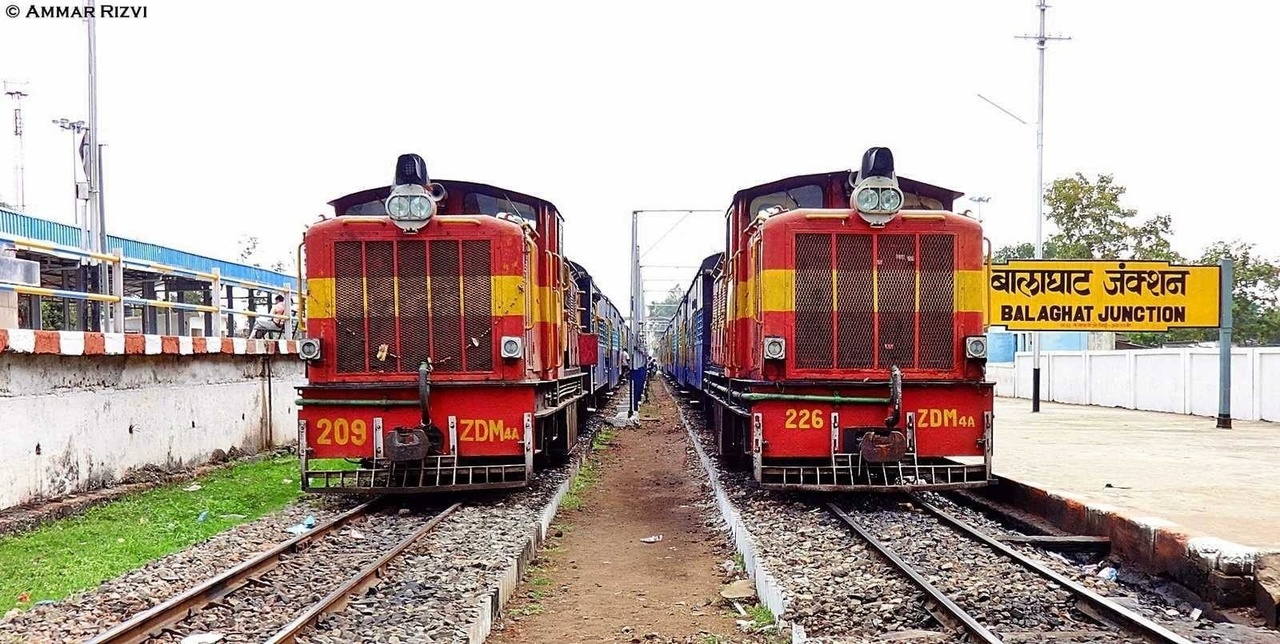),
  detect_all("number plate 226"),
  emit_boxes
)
[783,408,825,430]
